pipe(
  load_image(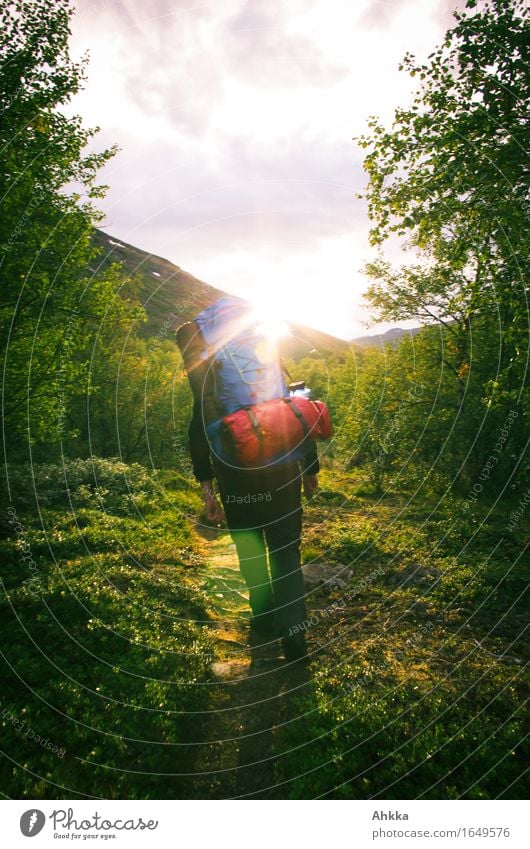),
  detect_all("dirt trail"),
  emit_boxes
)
[189,529,316,799]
